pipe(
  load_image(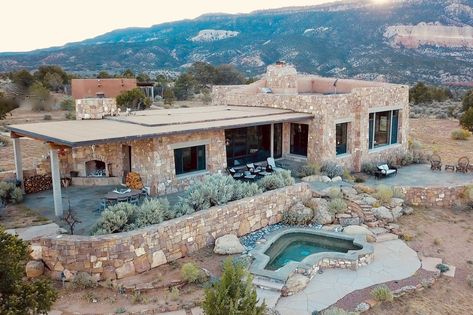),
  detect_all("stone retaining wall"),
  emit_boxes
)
[398,184,468,208]
[33,183,311,280]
